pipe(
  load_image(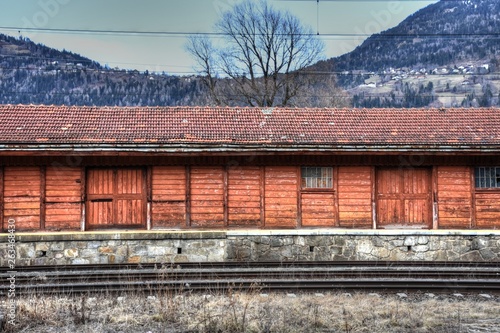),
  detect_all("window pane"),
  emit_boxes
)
[475,167,500,189]
[301,167,332,189]
[496,168,500,187]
